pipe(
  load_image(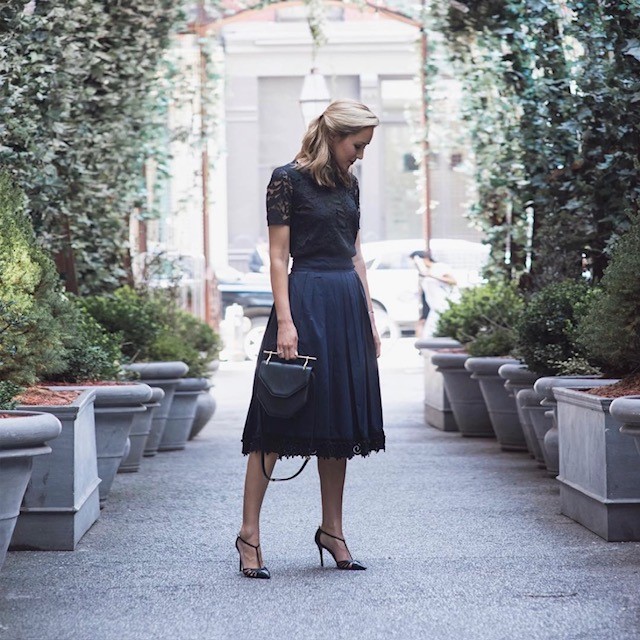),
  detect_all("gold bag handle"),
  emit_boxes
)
[263,350,317,370]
